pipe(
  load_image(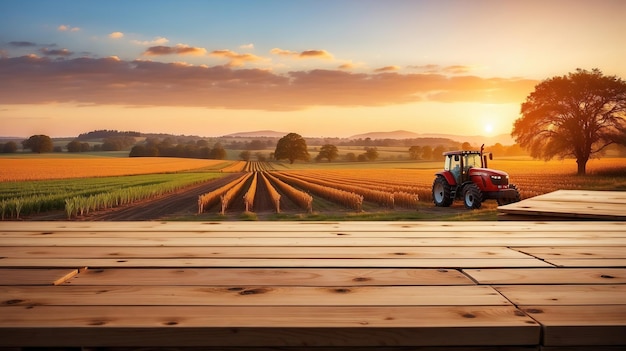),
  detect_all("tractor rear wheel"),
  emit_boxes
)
[463,183,483,209]
[432,175,453,207]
